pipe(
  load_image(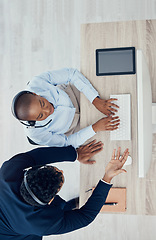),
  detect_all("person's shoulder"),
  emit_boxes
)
[0,152,32,175]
